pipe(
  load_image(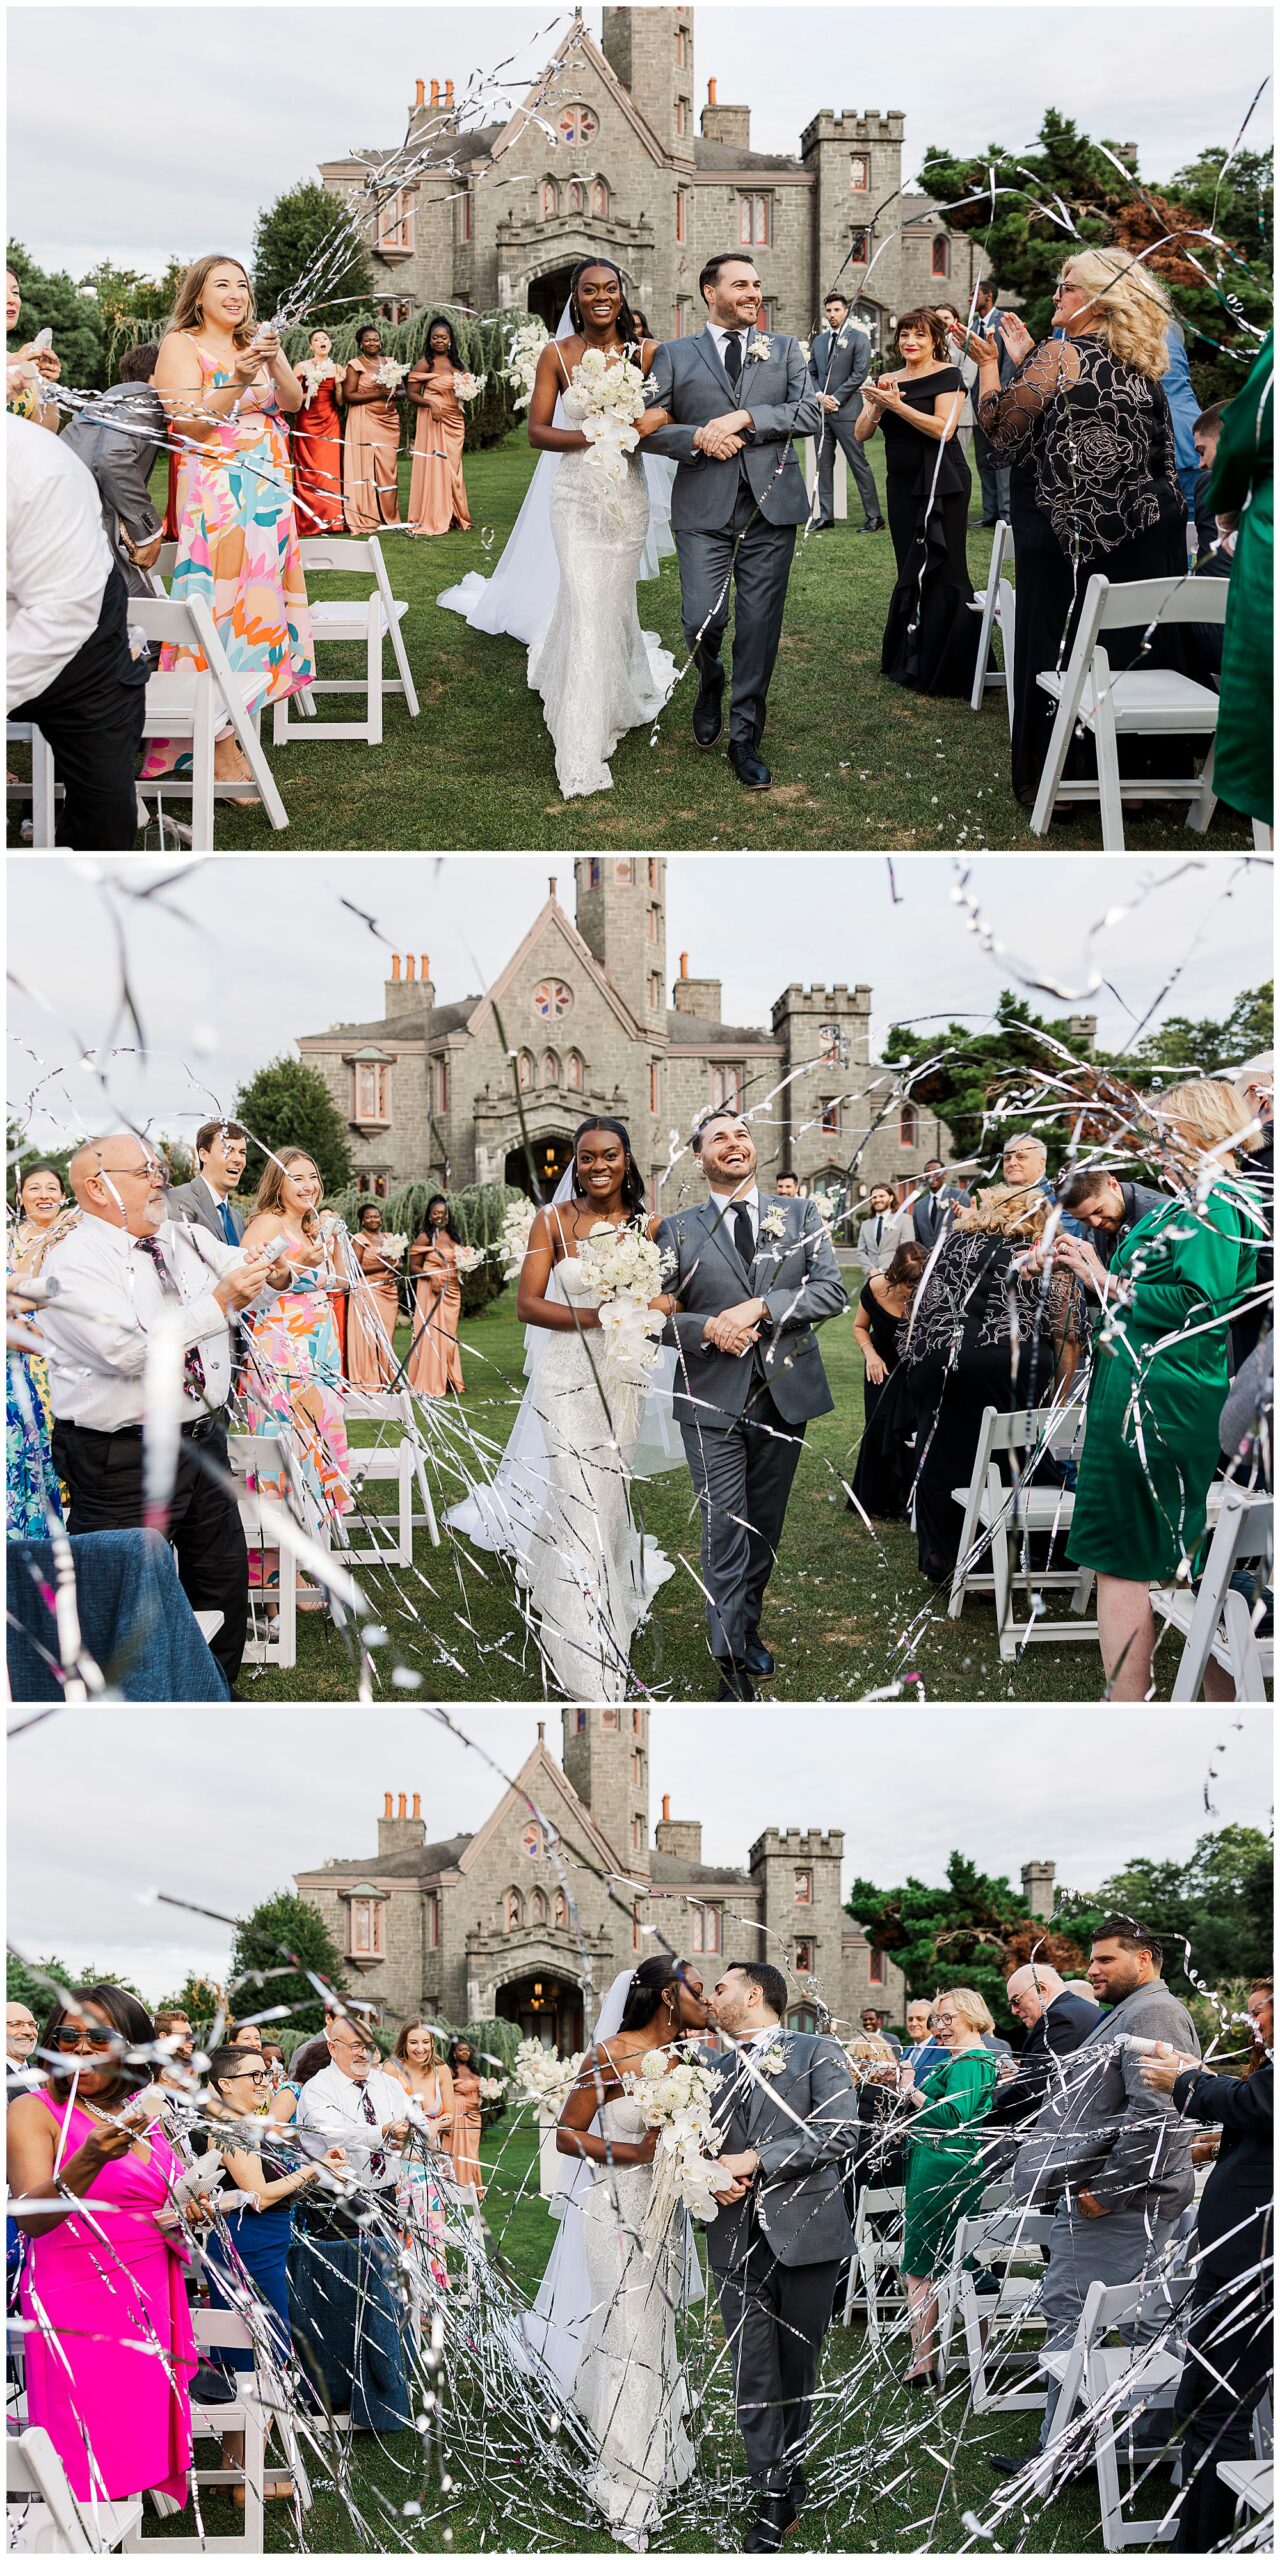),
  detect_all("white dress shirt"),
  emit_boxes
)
[39,1215,241,1429]
[711,1183,759,1252]
[295,2062,407,2190]
[7,413,114,710]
